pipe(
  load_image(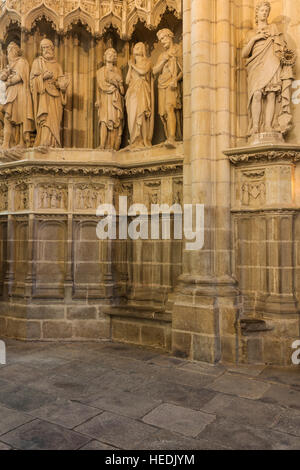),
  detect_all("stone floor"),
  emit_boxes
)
[0,339,299,450]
